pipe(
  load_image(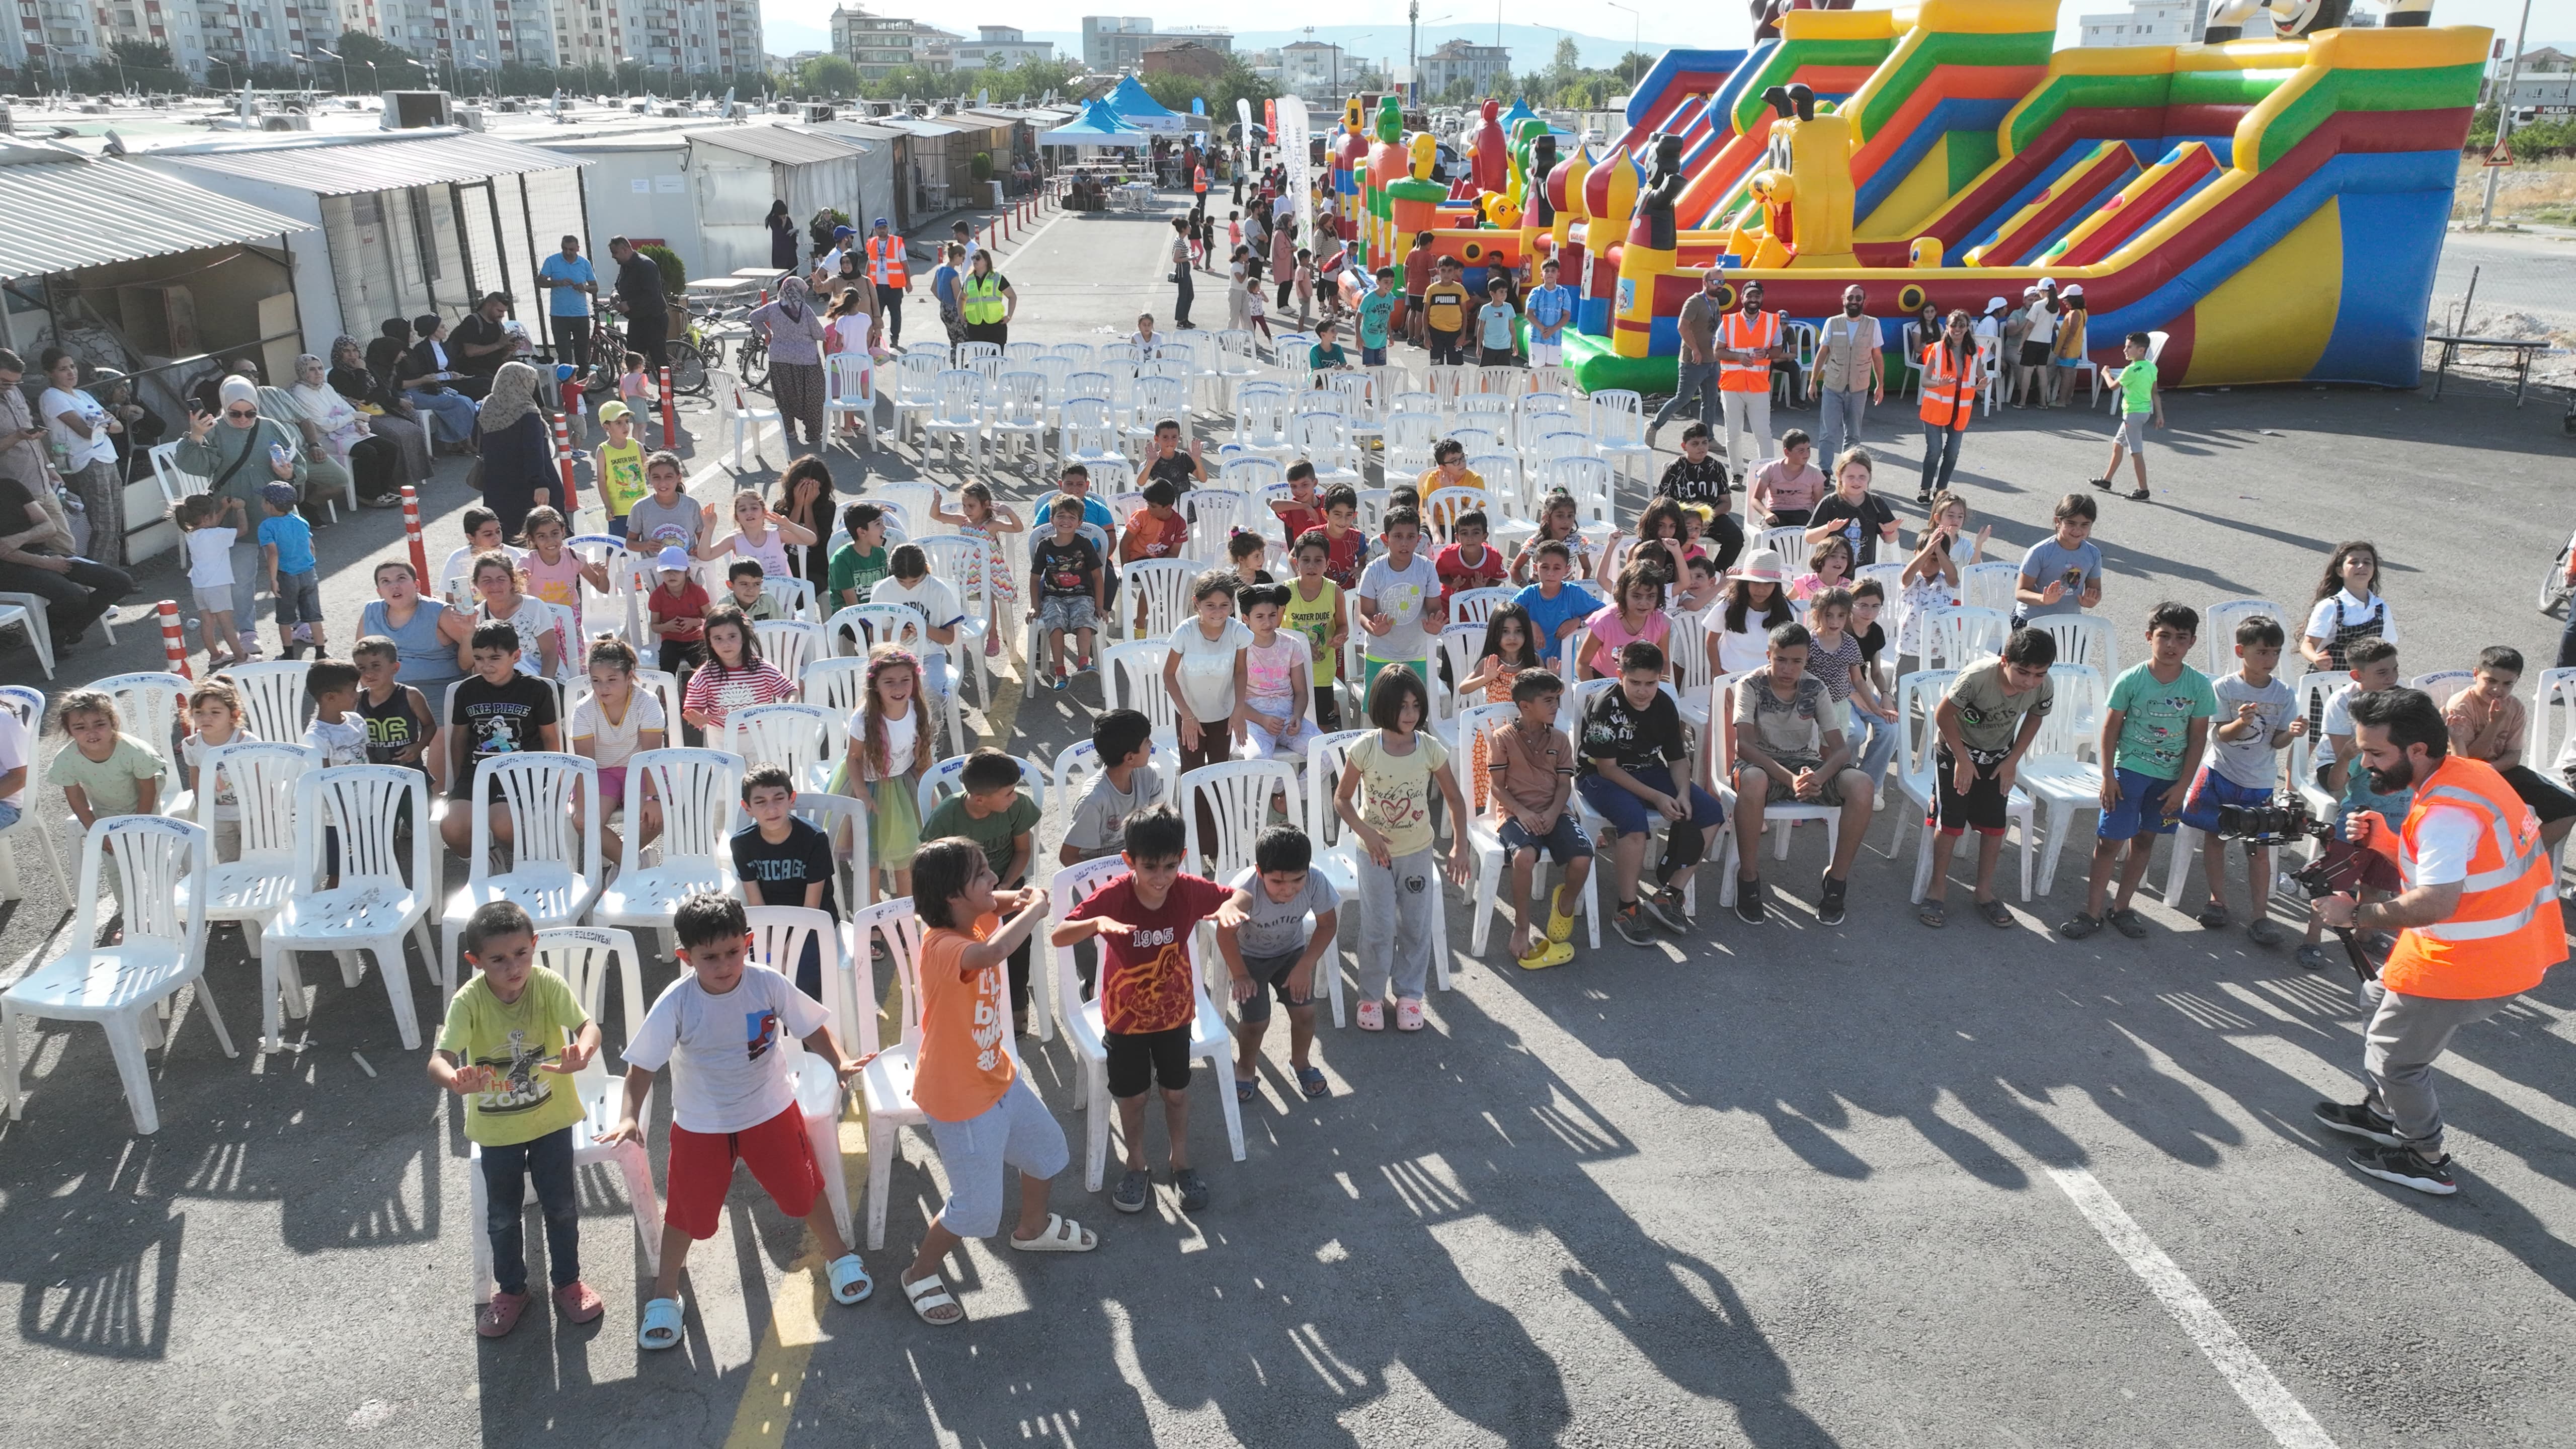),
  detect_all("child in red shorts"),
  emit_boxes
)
[602,891,870,1350]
